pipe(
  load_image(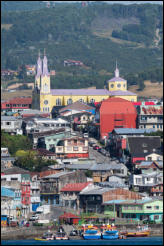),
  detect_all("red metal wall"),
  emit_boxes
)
[67,153,89,158]
[100,98,137,138]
